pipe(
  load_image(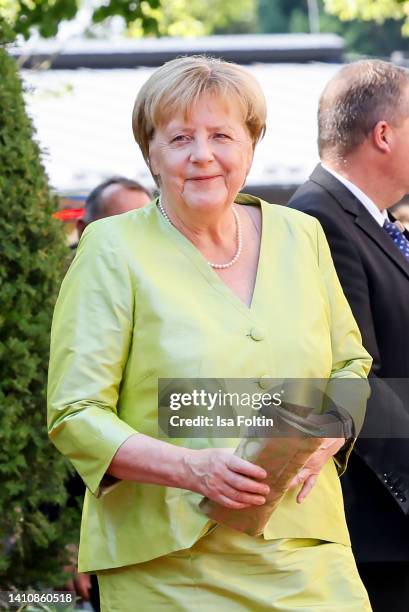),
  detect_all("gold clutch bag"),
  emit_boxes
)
[199,404,341,536]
